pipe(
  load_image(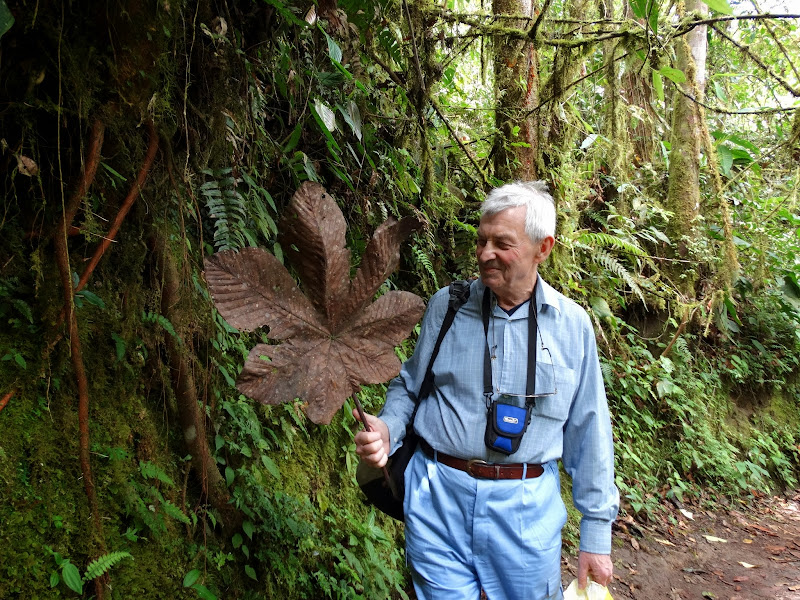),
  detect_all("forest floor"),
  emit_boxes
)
[561,490,800,600]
